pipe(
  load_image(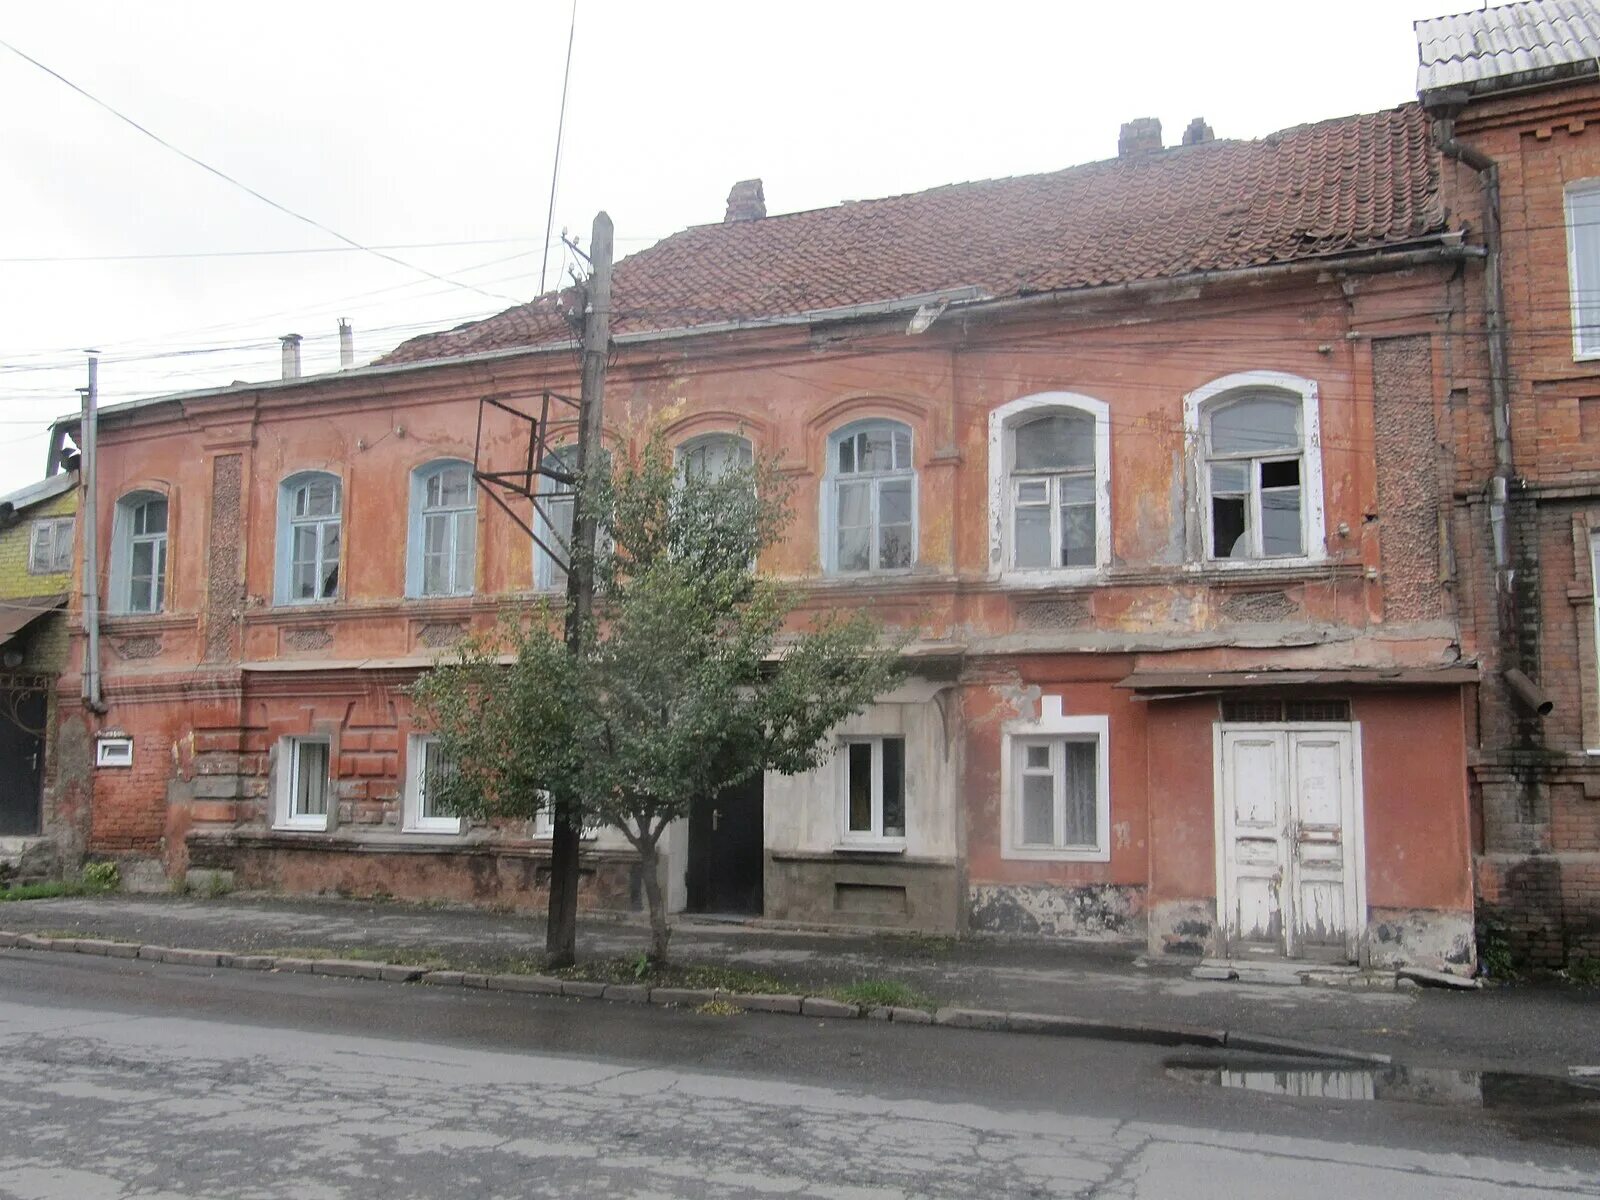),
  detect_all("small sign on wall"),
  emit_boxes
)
[95,735,133,768]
